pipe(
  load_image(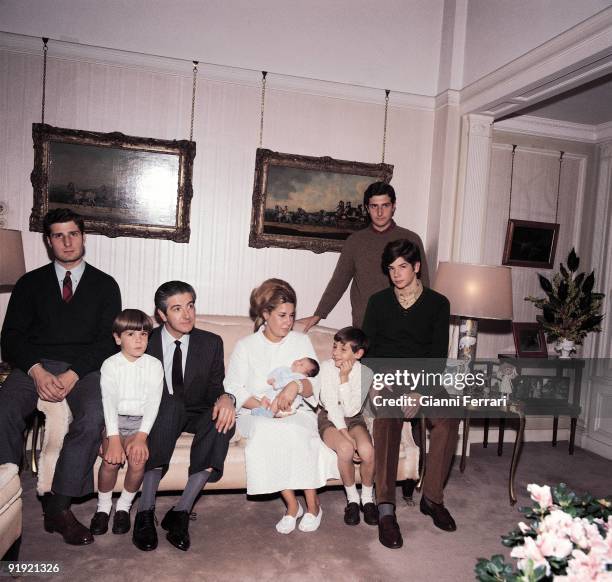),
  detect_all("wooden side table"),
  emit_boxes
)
[460,401,525,505]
